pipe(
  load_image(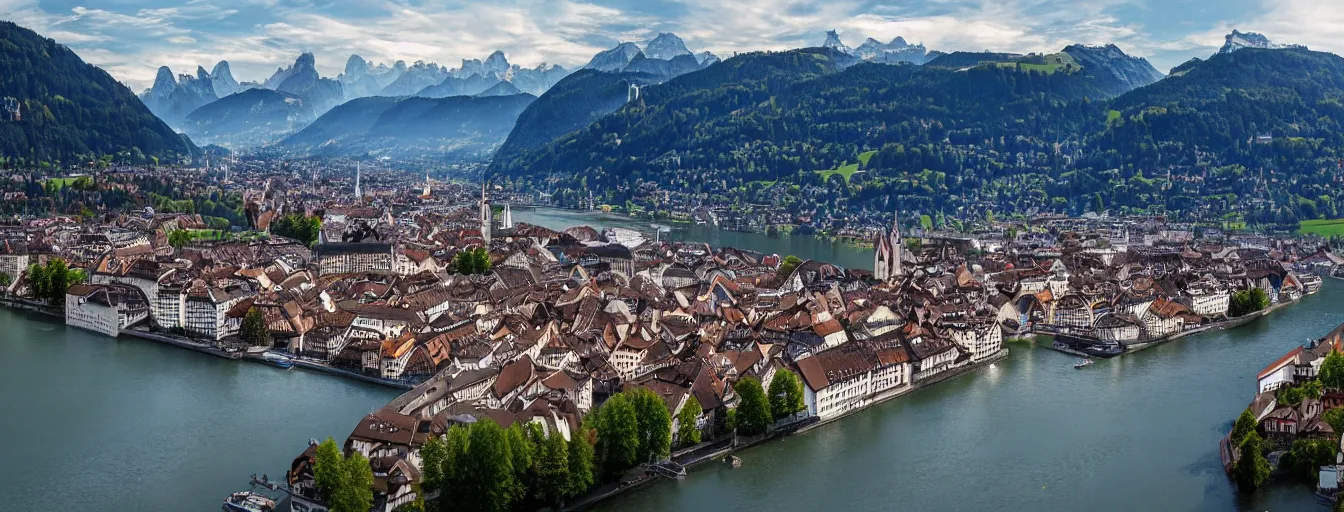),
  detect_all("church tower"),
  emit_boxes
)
[873,211,903,282]
[479,182,492,243]
[354,162,362,200]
